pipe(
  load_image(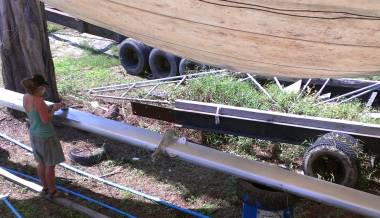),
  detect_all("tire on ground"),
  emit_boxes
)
[303,132,360,187]
[69,145,108,166]
[149,48,180,78]
[178,58,206,75]
[119,38,151,75]
[236,179,298,210]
